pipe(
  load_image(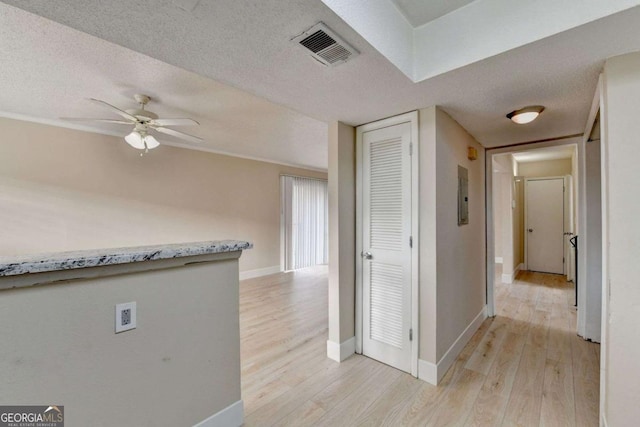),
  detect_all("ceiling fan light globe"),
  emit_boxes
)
[124,131,145,149]
[143,134,160,149]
